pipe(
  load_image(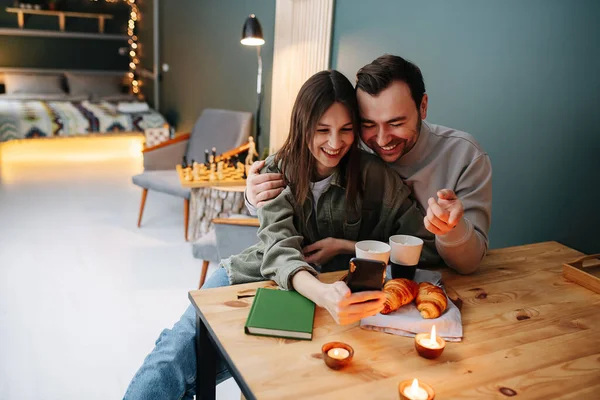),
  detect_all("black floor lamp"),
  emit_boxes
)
[241,14,265,152]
